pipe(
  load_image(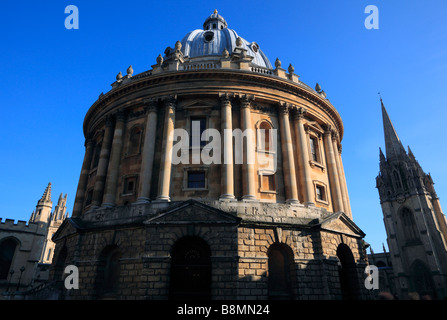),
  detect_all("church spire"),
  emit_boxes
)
[379,147,386,163]
[41,182,52,202]
[30,183,53,224]
[380,96,406,161]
